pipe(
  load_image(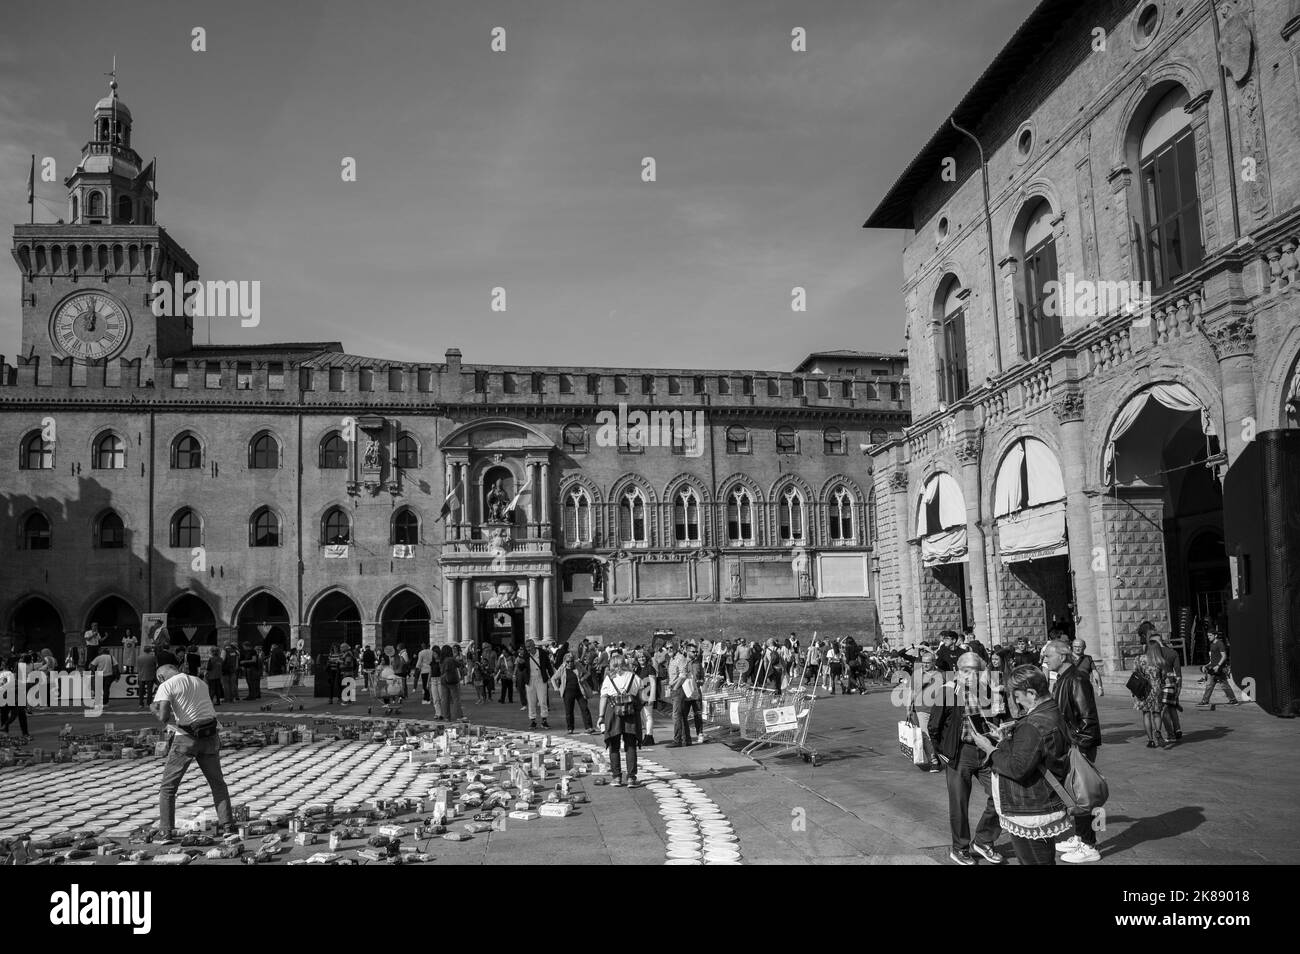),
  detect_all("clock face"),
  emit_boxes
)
[50,292,131,360]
